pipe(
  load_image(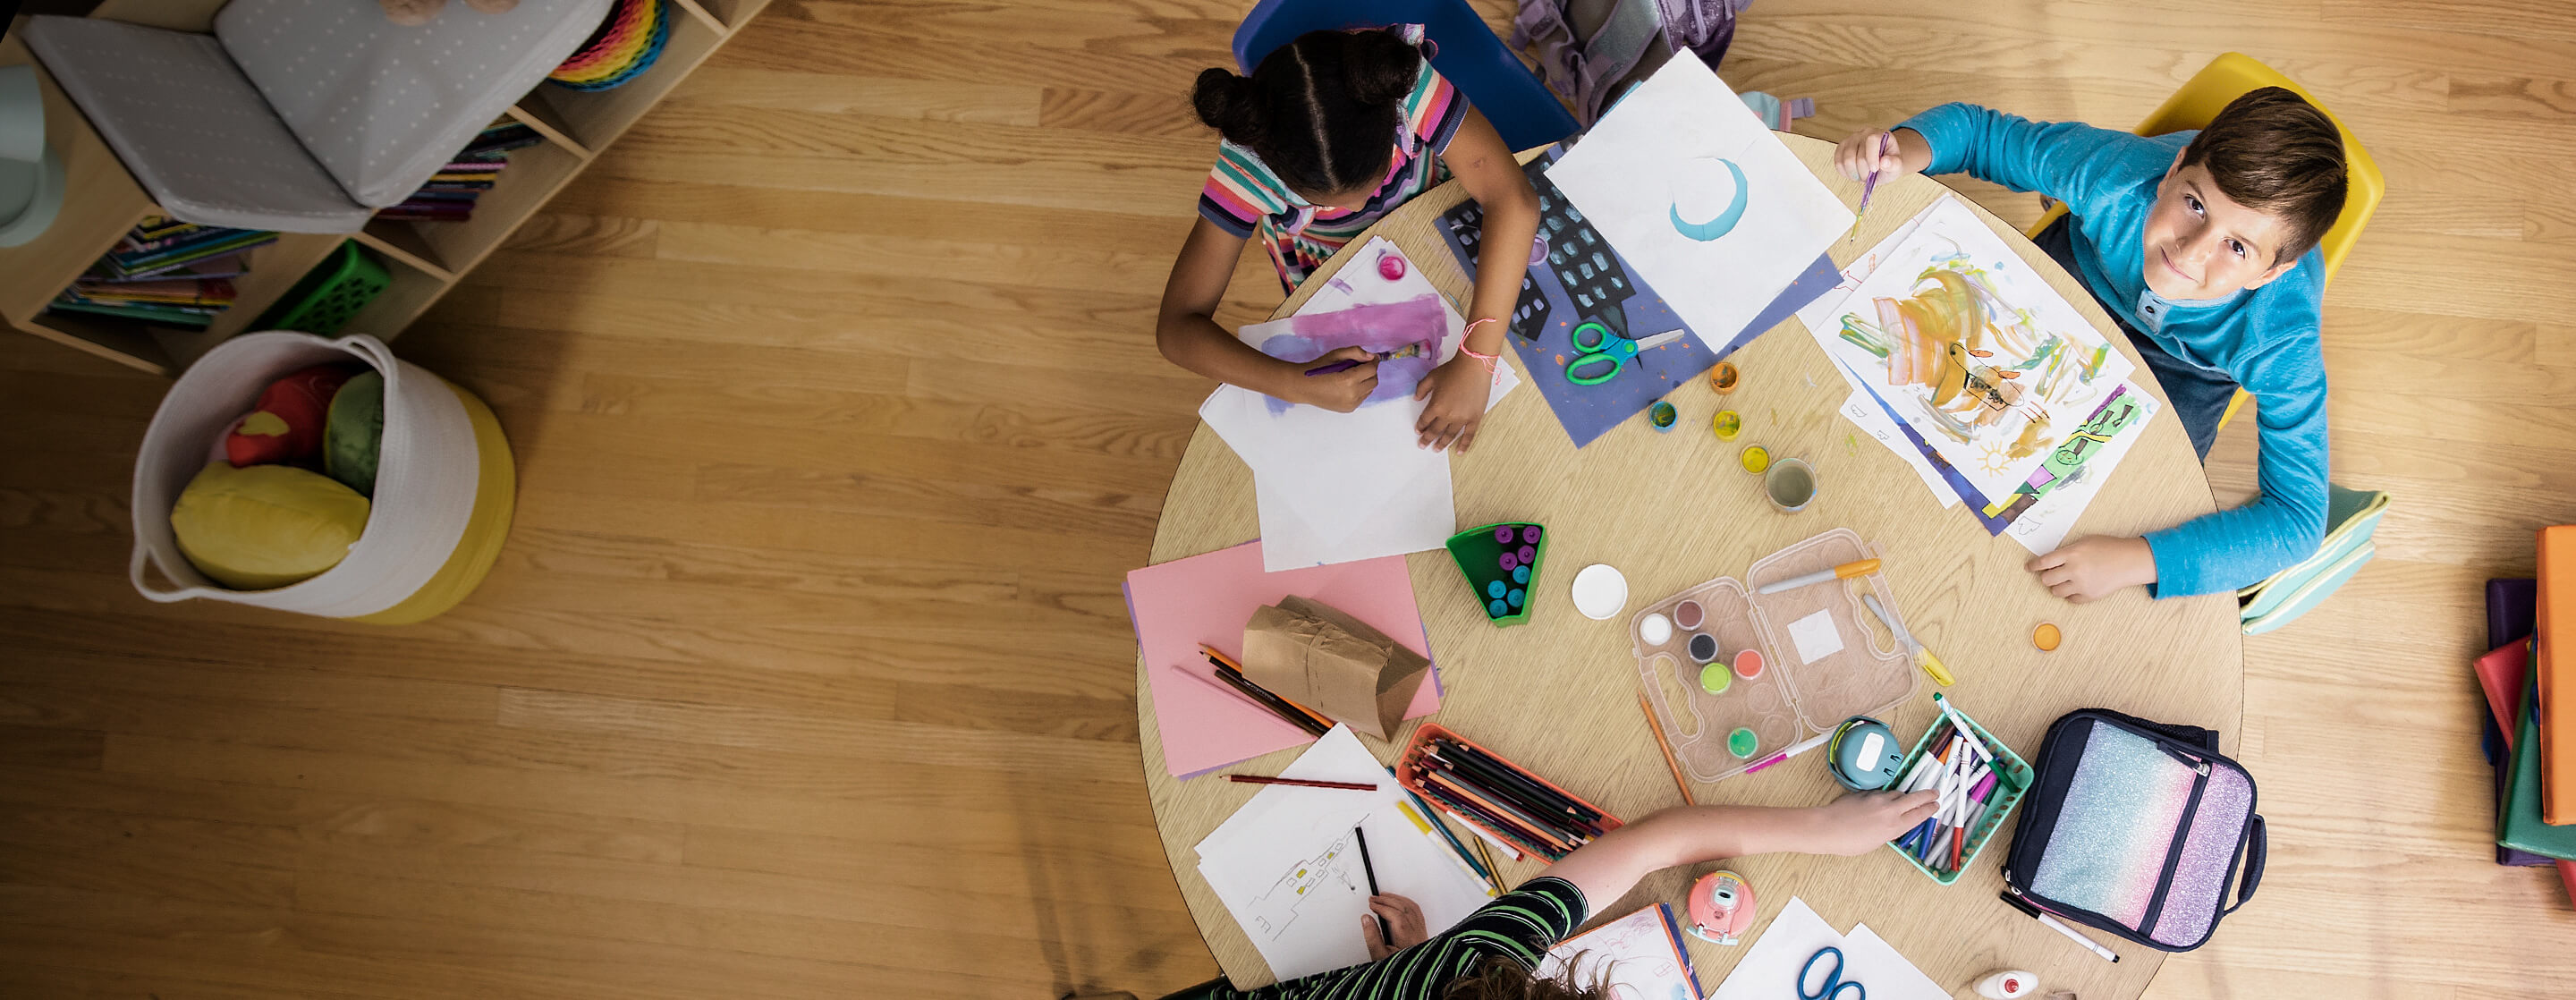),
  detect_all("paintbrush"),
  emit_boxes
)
[1848,131,1894,243]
